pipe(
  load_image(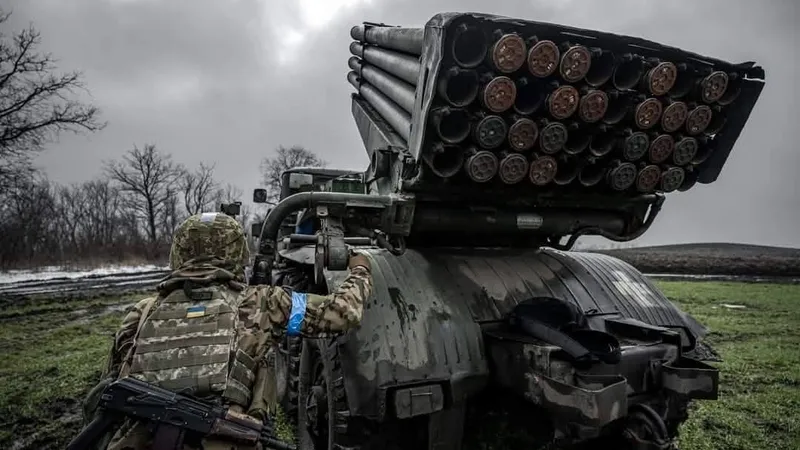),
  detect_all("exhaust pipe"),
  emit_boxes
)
[437,67,480,107]
[350,24,423,56]
[622,130,650,161]
[431,107,471,144]
[508,117,539,152]
[514,77,546,115]
[635,164,662,193]
[633,96,664,130]
[498,151,530,184]
[527,39,560,78]
[578,89,609,123]
[607,160,638,191]
[547,85,580,120]
[490,32,527,74]
[481,75,517,113]
[349,42,420,86]
[473,114,508,149]
[642,61,678,96]
[659,166,685,193]
[578,162,607,187]
[558,43,592,83]
[529,154,558,185]
[661,100,688,133]
[648,134,675,164]
[612,54,645,90]
[699,71,729,104]
[464,147,499,183]
[673,136,699,166]
[538,120,569,154]
[451,24,488,68]
[588,126,617,157]
[585,49,615,87]
[685,104,713,135]
[424,143,464,178]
